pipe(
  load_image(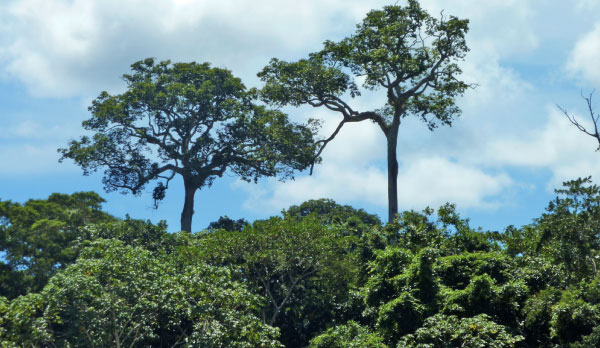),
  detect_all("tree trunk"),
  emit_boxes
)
[386,130,399,223]
[180,178,196,232]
